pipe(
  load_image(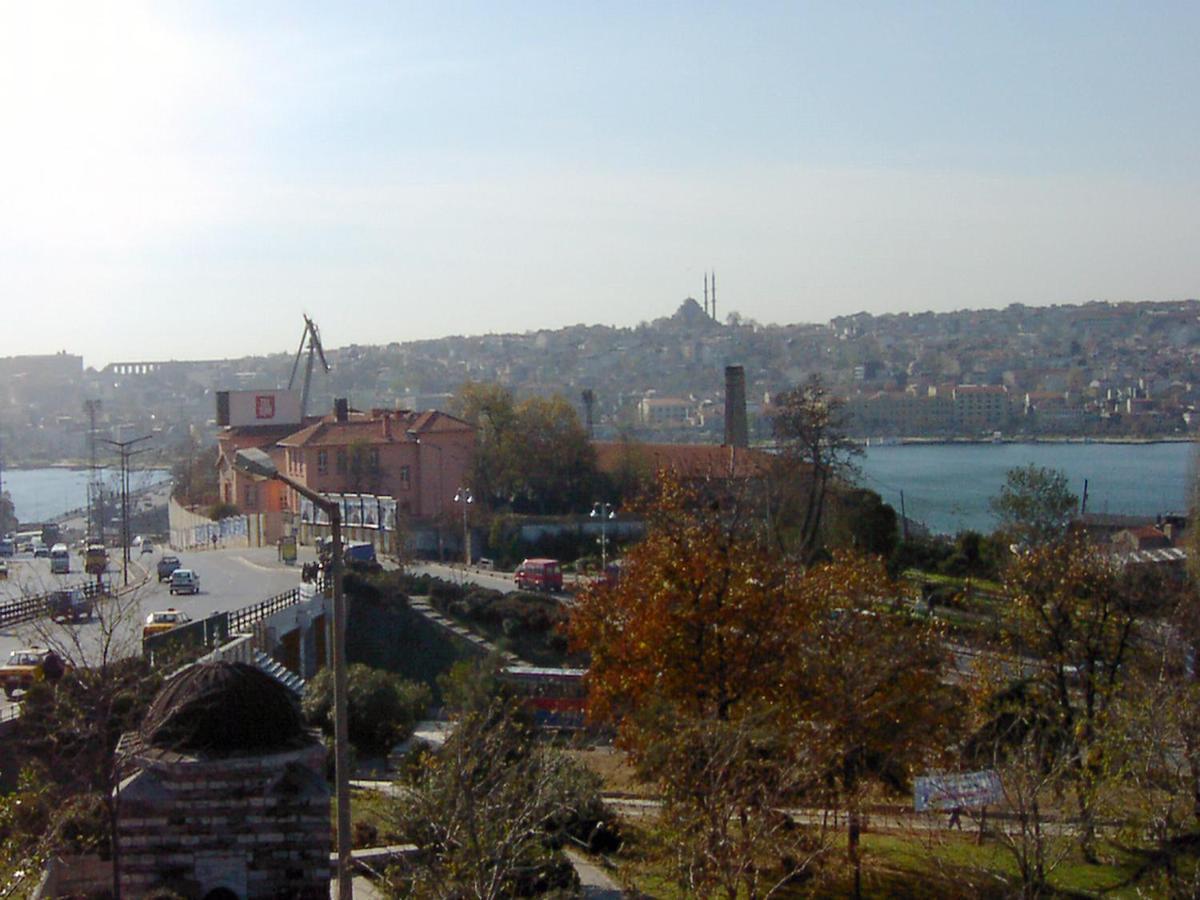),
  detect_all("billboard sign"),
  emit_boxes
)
[297,493,397,530]
[914,770,1003,811]
[216,389,302,427]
